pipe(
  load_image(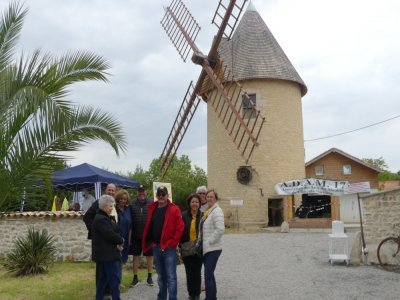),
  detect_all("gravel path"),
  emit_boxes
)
[122,231,400,300]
